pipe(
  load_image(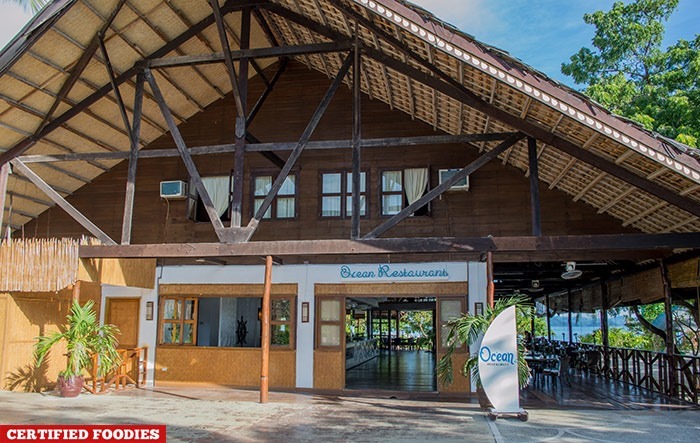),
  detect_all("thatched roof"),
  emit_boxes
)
[1,0,699,236]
